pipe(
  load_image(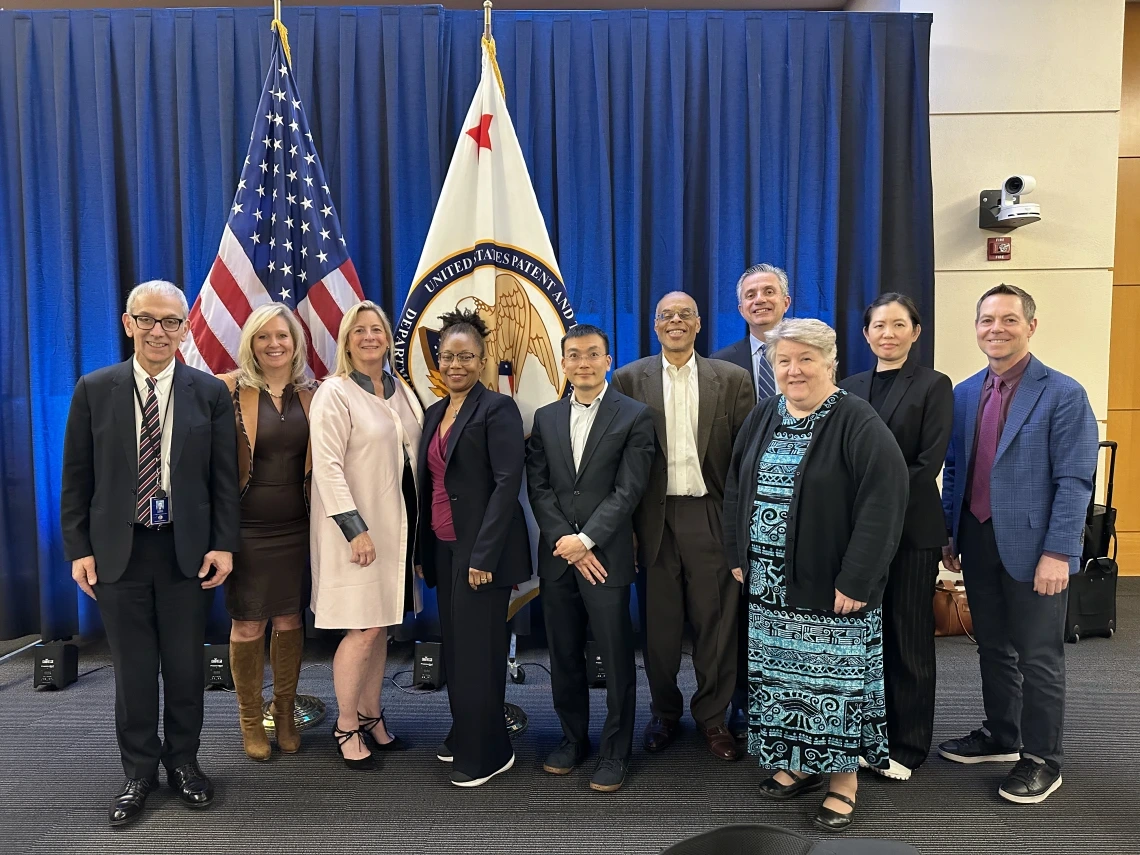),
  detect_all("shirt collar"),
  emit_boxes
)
[749,333,765,356]
[572,381,608,410]
[662,351,697,374]
[986,351,1032,388]
[133,356,176,387]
